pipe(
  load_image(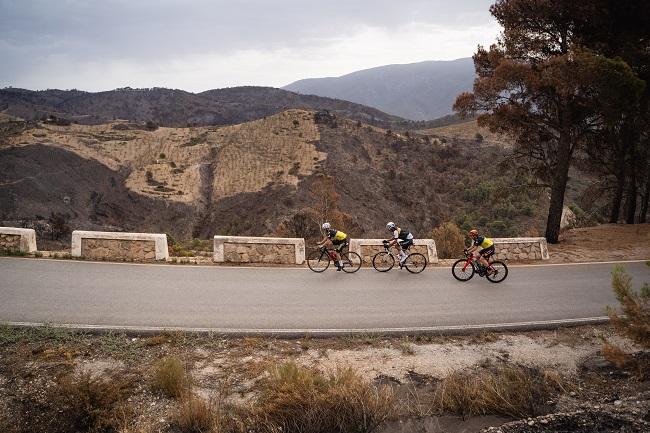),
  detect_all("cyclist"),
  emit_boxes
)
[385,221,414,265]
[317,222,349,271]
[466,229,495,274]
